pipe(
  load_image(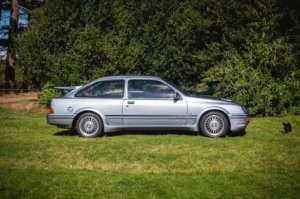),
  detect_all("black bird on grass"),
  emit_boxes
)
[282,122,292,133]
